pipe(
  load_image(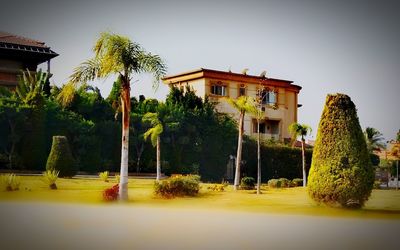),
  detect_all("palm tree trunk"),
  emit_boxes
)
[301,137,306,187]
[257,117,261,194]
[234,112,244,190]
[119,81,131,201]
[156,136,161,182]
[136,143,144,174]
